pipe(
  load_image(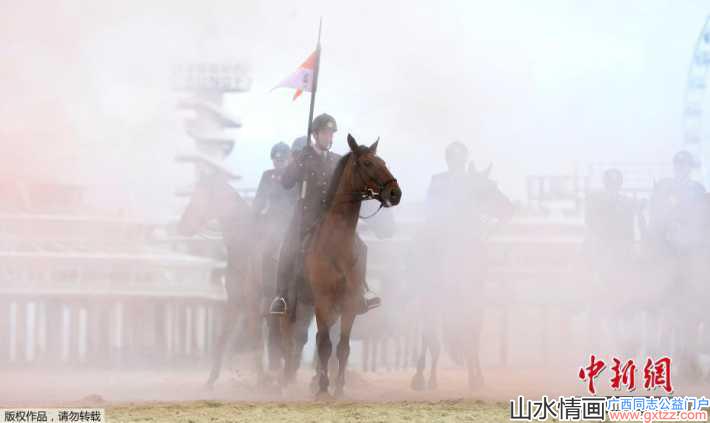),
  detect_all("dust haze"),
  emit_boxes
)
[2,0,710,409]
